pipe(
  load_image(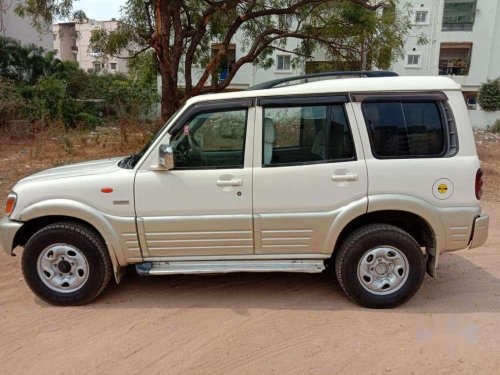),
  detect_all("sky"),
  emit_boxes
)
[74,0,126,21]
